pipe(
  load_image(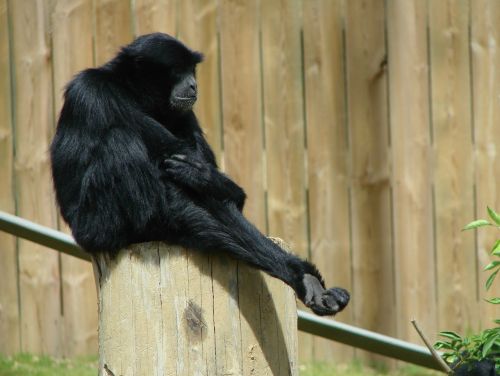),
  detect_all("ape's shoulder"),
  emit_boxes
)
[65,68,114,99]
[62,67,133,126]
